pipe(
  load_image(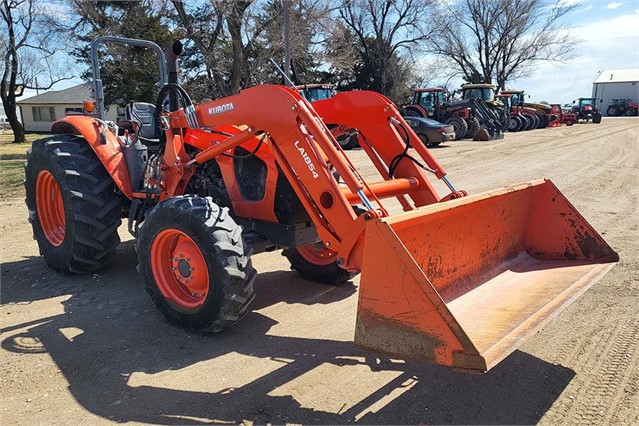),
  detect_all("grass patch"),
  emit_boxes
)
[0,131,50,200]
